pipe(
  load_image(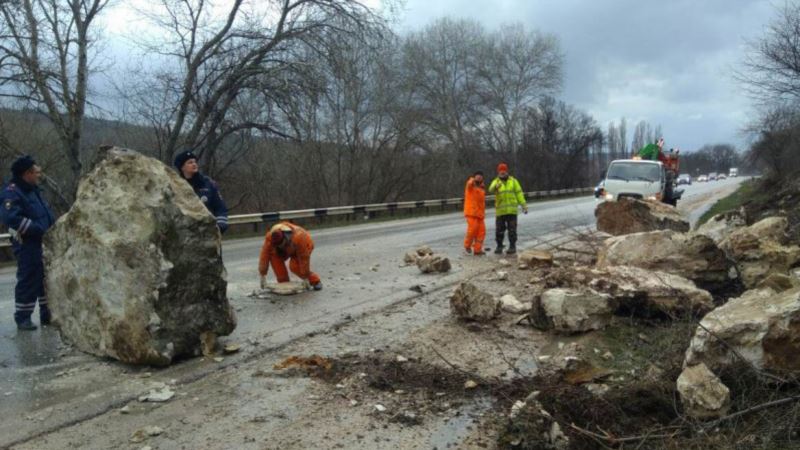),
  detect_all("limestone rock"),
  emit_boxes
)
[417,255,451,273]
[535,288,614,333]
[499,294,531,314]
[595,198,689,236]
[685,287,800,373]
[543,265,714,317]
[597,230,734,291]
[517,250,554,269]
[450,282,501,322]
[262,281,308,295]
[757,273,800,293]
[677,363,731,419]
[719,217,800,288]
[695,210,746,244]
[44,148,236,366]
[403,252,419,265]
[415,245,434,257]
